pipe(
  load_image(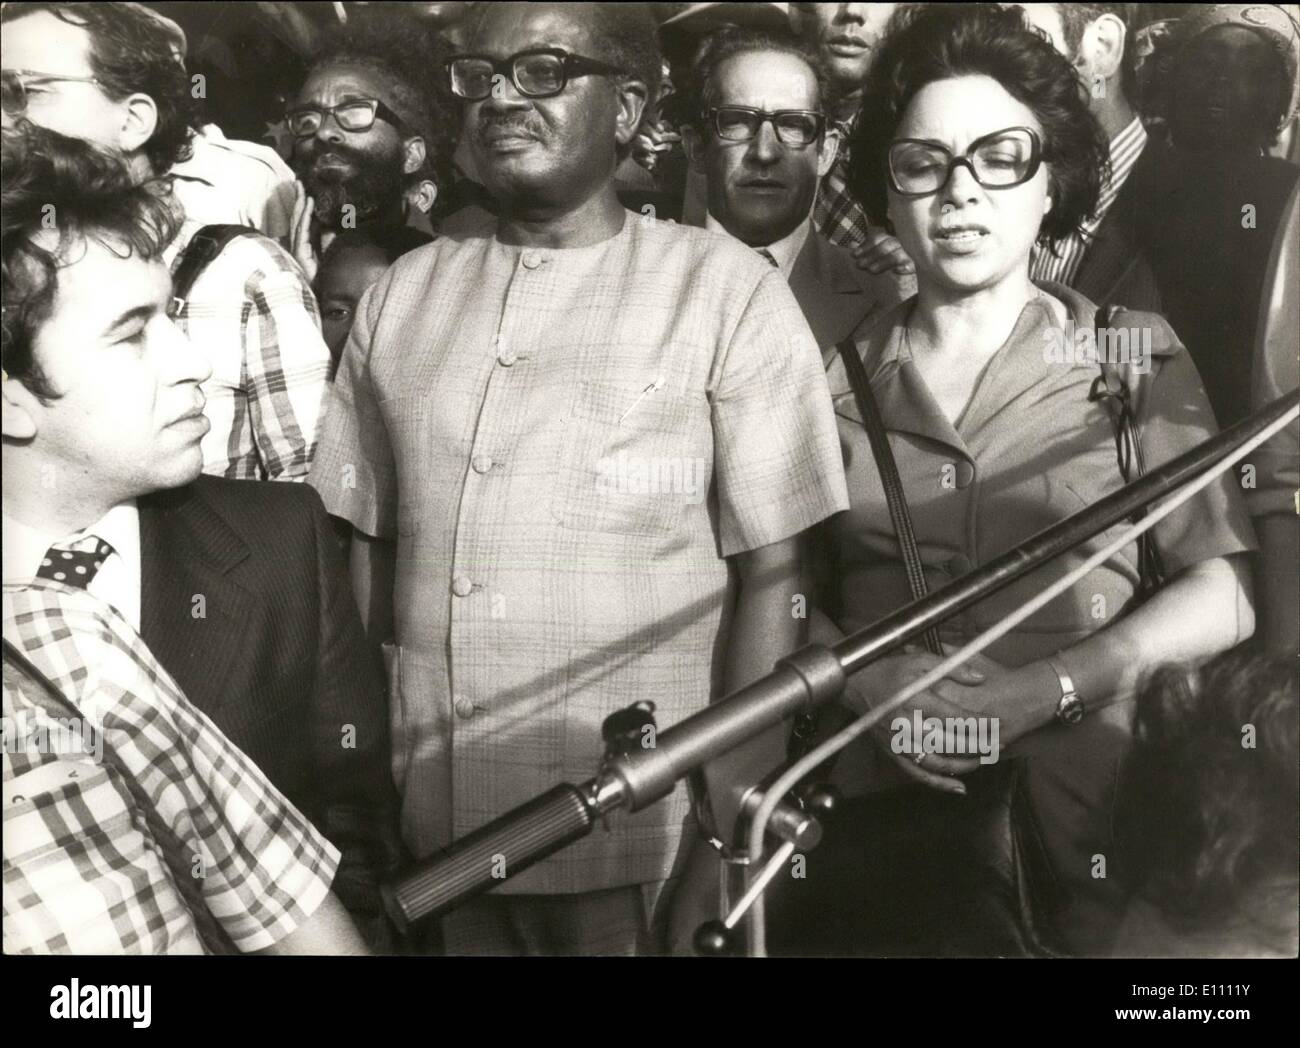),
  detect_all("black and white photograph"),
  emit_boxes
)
[1,0,1297,1024]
